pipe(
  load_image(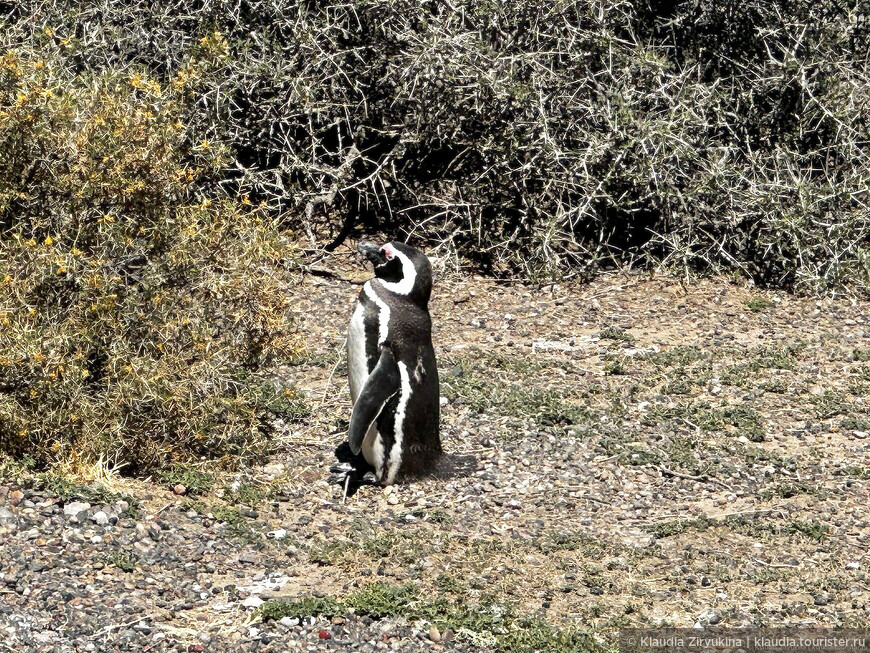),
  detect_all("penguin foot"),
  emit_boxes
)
[328,445,378,498]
